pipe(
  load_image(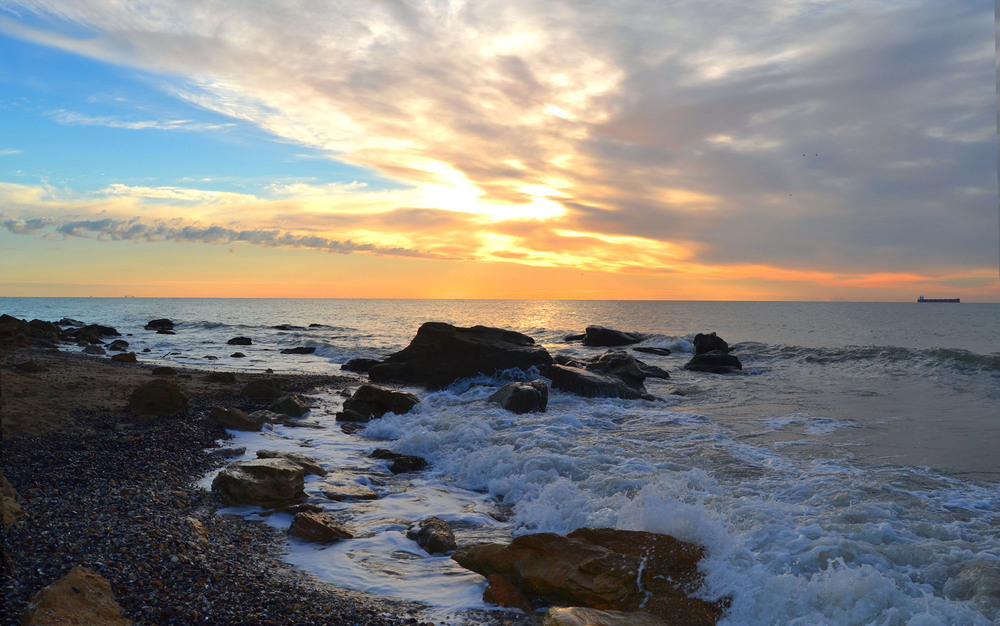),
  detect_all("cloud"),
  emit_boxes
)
[0,149,23,156]
[48,109,236,132]
[0,0,996,285]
